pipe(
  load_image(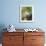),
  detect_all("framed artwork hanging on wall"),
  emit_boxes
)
[20,5,34,22]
